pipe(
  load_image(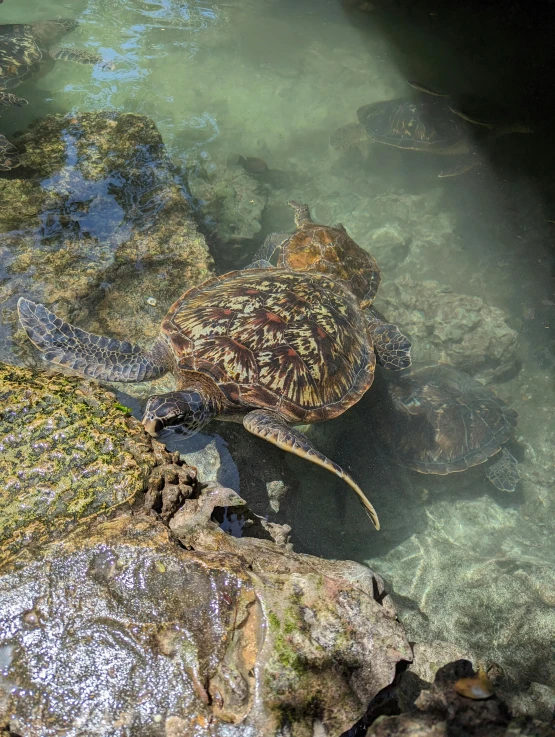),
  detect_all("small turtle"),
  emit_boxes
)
[18,268,382,529]
[376,363,520,492]
[0,20,112,170]
[248,200,411,370]
[330,81,528,178]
